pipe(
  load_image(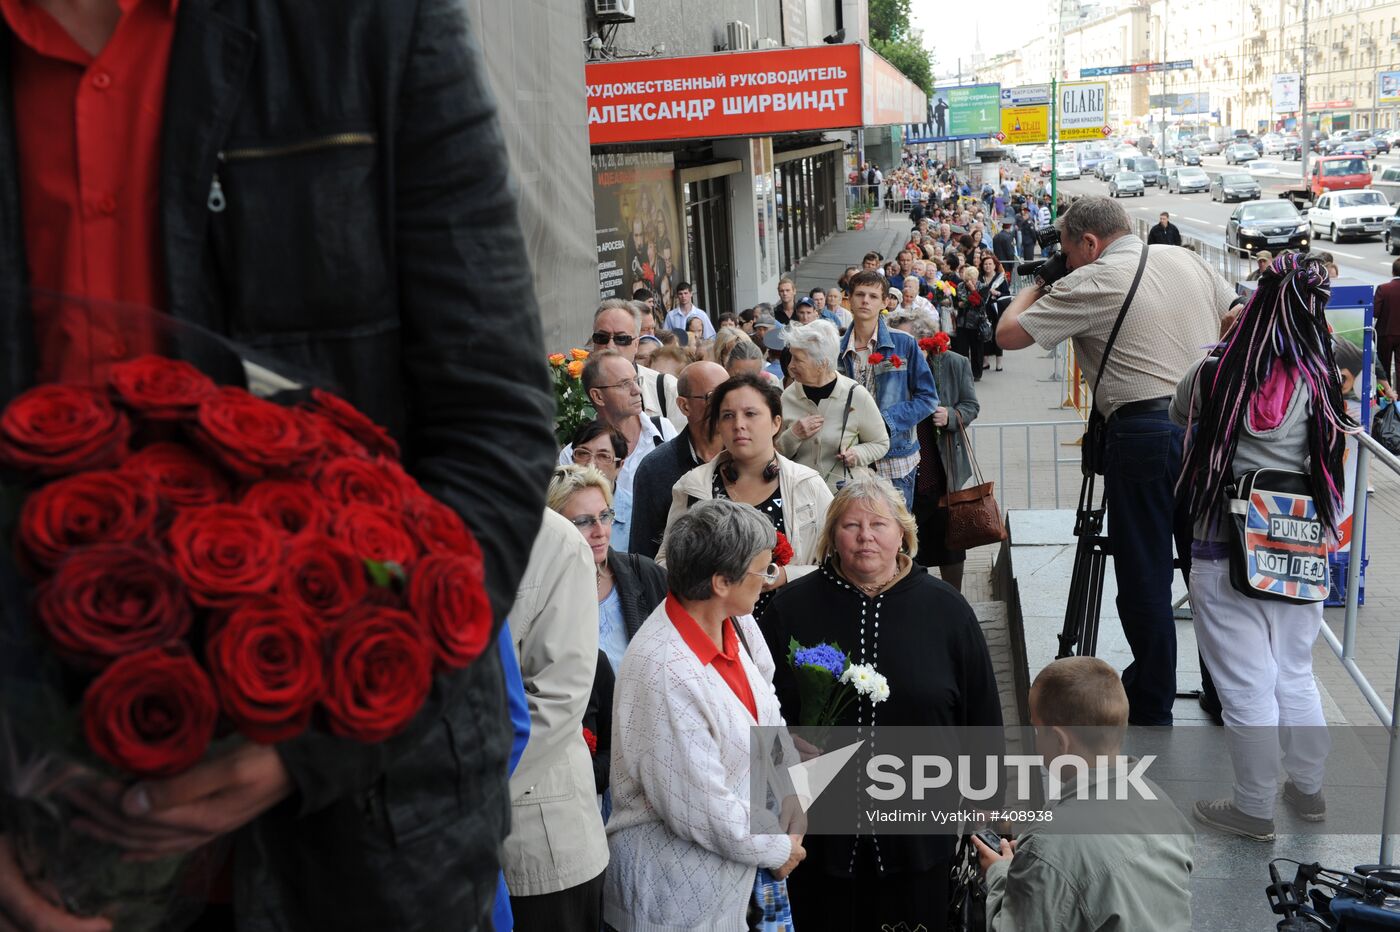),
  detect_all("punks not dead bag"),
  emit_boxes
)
[1226,467,1329,604]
